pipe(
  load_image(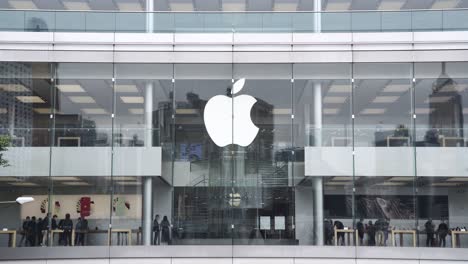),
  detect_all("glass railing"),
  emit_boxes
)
[0,9,468,33]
